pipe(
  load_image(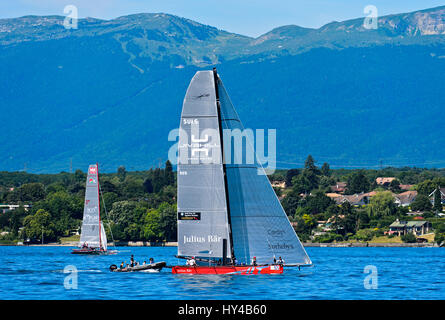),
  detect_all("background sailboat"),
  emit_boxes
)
[172,69,311,274]
[72,164,113,255]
